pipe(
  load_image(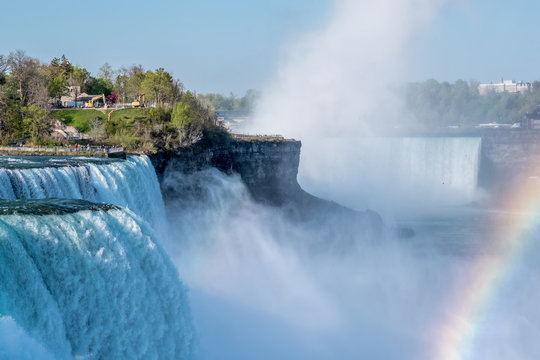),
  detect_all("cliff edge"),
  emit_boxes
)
[149,139,383,237]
